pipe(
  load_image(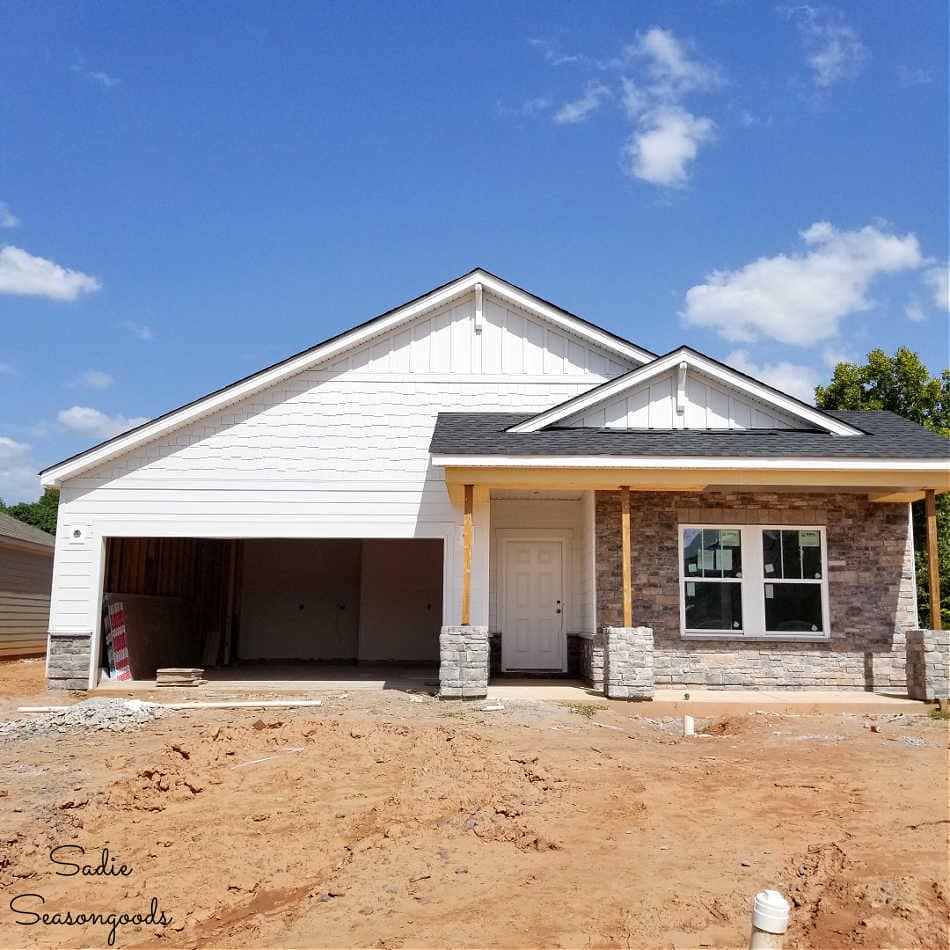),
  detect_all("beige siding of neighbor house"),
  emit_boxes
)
[0,545,53,656]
